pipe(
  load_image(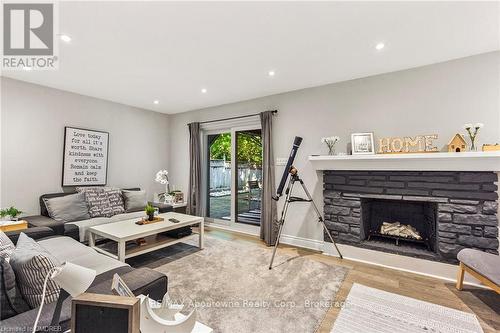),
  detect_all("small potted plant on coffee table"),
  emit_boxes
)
[145,204,156,222]
[0,207,23,221]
